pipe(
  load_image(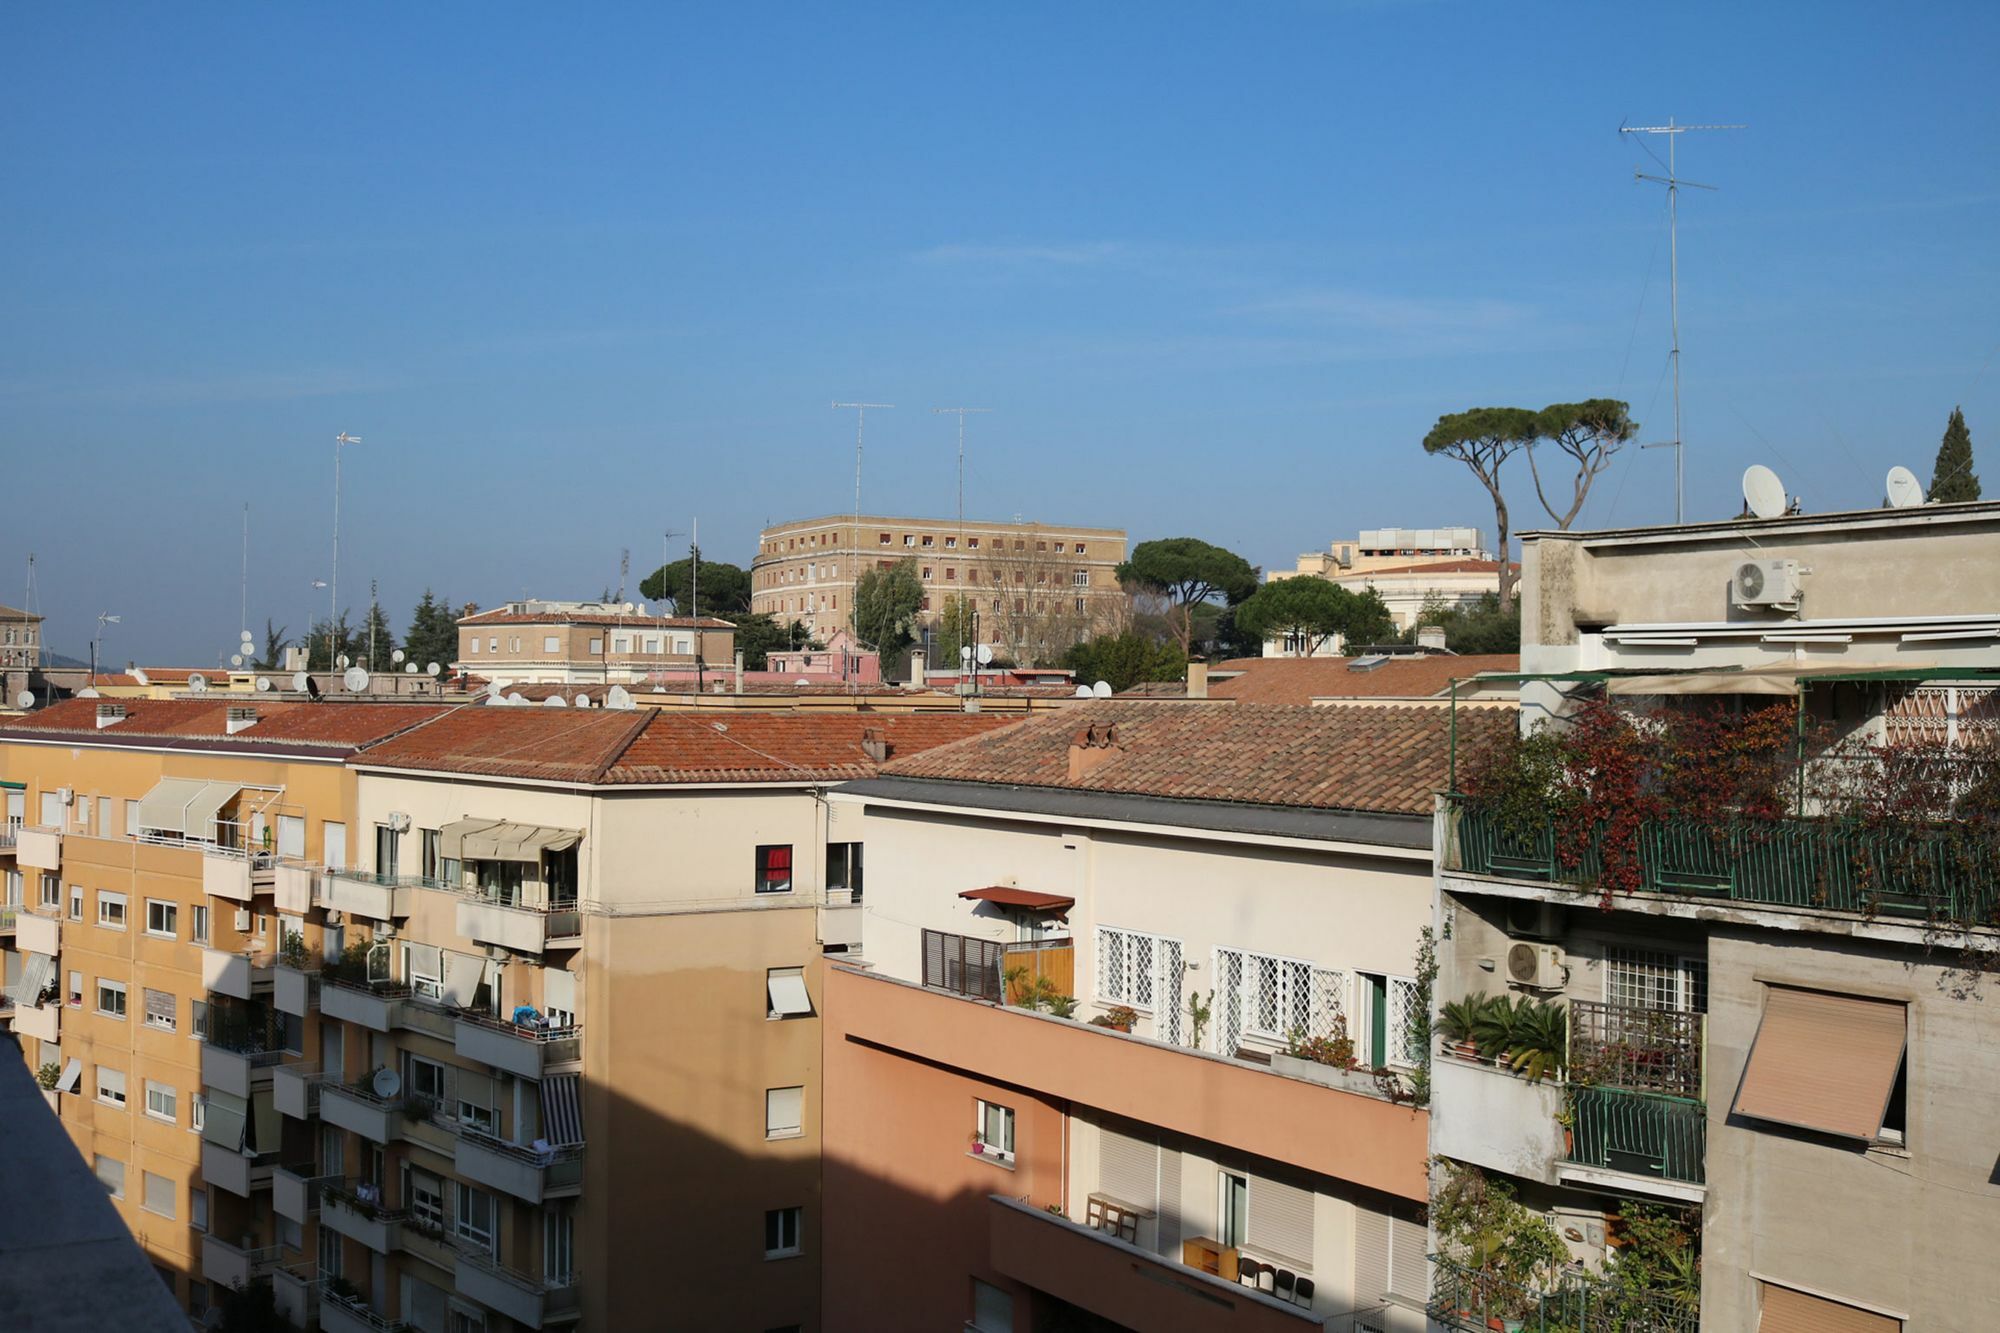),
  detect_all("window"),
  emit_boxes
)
[544,1207,575,1287]
[643,635,660,653]
[279,1215,302,1251]
[921,566,932,579]
[903,535,915,547]
[1605,946,1708,1014]
[97,978,128,1019]
[967,536,980,549]
[145,899,177,938]
[376,824,400,878]
[487,637,498,653]
[543,635,561,653]
[68,884,82,920]
[98,890,127,929]
[97,1066,127,1107]
[1095,927,1187,1042]
[1733,986,1907,1142]
[1073,569,1089,587]
[766,1086,804,1139]
[974,1100,1015,1164]
[1385,975,1426,1069]
[1219,1171,1249,1248]
[323,822,347,871]
[142,1170,175,1218]
[455,1183,496,1254]
[191,903,210,944]
[404,943,443,1000]
[971,1279,1014,1333]
[145,1079,176,1122]
[755,845,793,894]
[589,638,603,655]
[1075,542,1087,554]
[1757,1281,1902,1332]
[510,636,523,653]
[95,1155,125,1198]
[824,842,863,900]
[40,792,61,826]
[66,970,82,1007]
[468,637,480,654]
[420,828,441,882]
[879,532,891,545]
[190,1187,208,1232]
[406,1055,448,1111]
[921,535,934,547]
[40,873,59,908]
[764,1207,802,1259]
[192,999,209,1041]
[945,567,957,581]
[407,1167,446,1229]
[767,968,813,1019]
[612,636,629,653]
[945,536,958,549]
[143,988,176,1032]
